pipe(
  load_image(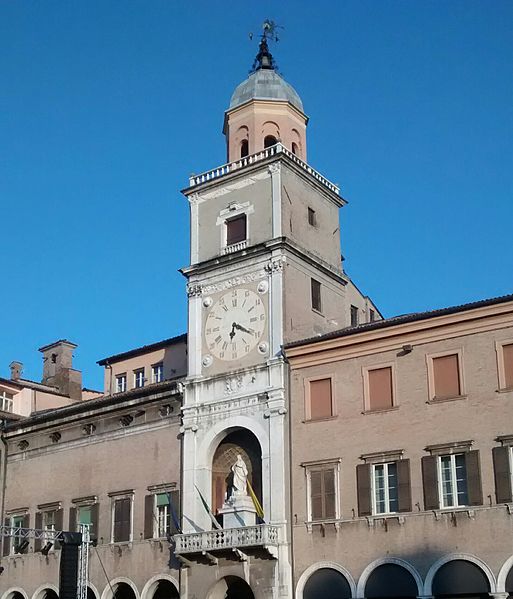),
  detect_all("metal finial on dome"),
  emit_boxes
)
[250,19,282,73]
